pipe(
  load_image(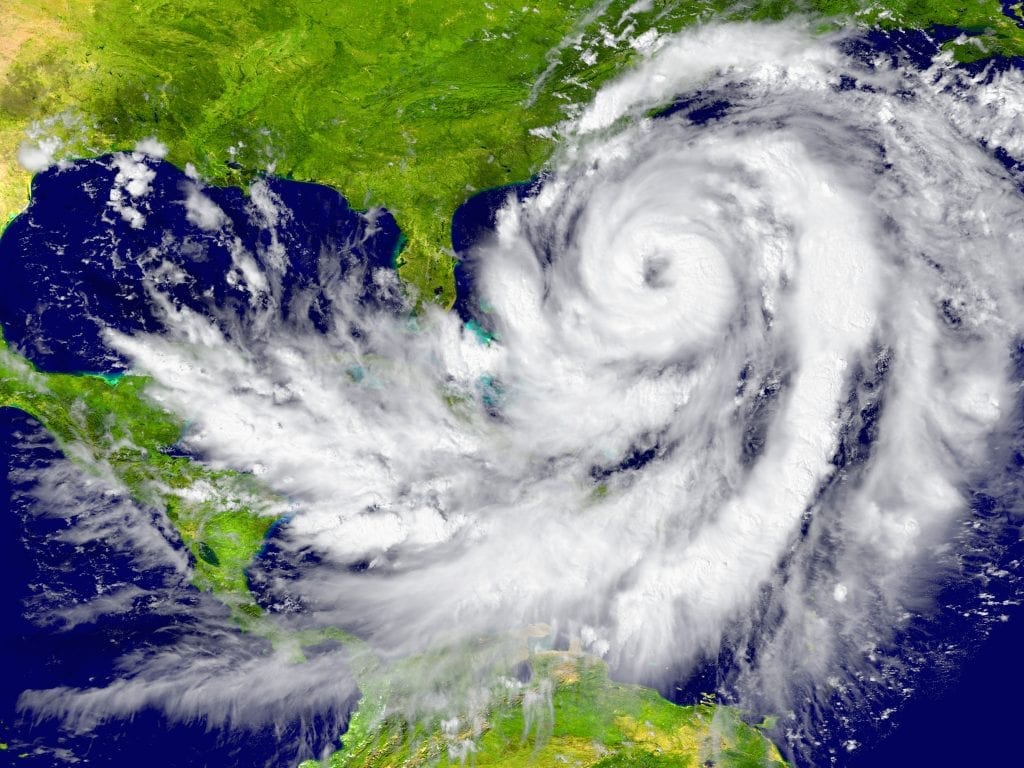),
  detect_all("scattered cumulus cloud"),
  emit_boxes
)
[134,136,168,158]
[183,185,226,231]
